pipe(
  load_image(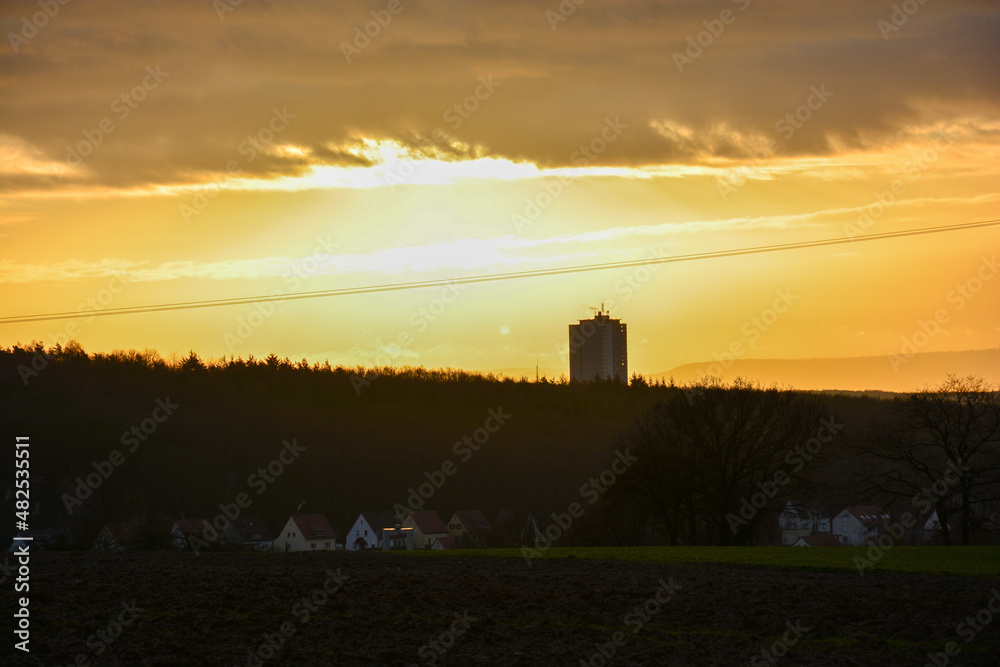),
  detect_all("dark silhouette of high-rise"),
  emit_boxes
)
[569,307,627,383]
